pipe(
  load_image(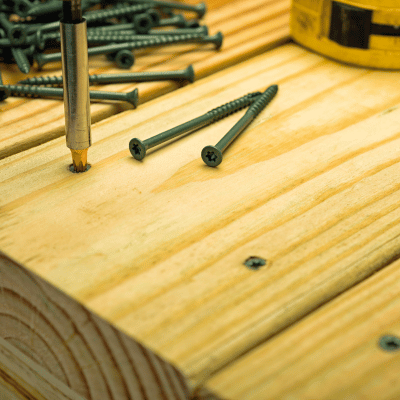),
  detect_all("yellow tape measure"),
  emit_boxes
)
[291,0,400,69]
